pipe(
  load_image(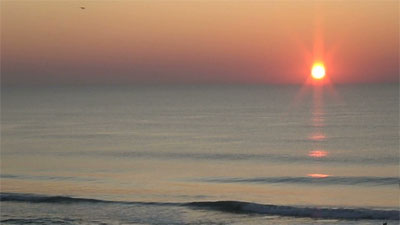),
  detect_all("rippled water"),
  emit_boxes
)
[1,84,398,224]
